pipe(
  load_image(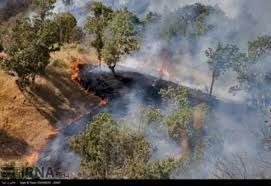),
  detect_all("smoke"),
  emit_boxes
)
[48,0,271,179]
[118,0,271,103]
[0,0,8,9]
